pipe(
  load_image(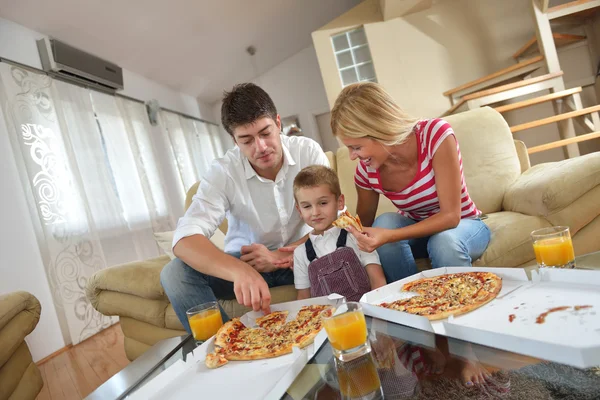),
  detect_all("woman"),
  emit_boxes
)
[331,82,491,283]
